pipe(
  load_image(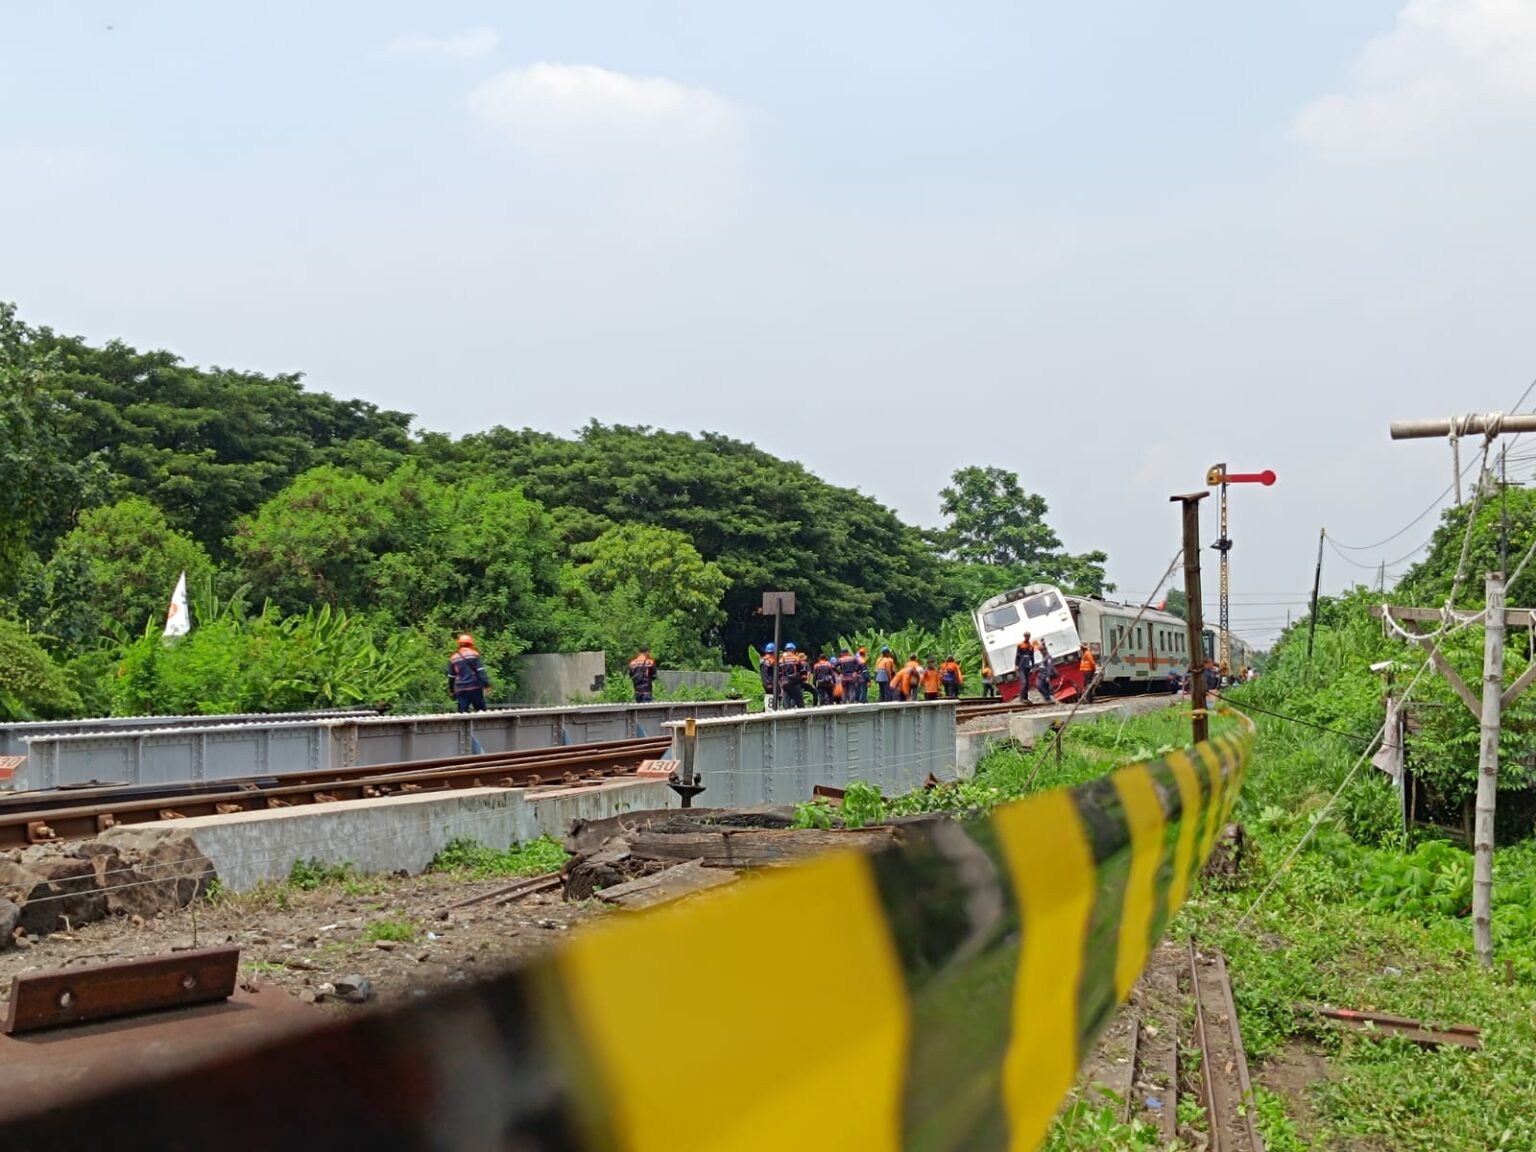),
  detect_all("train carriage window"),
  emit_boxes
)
[1024,592,1064,619]
[981,604,1019,631]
